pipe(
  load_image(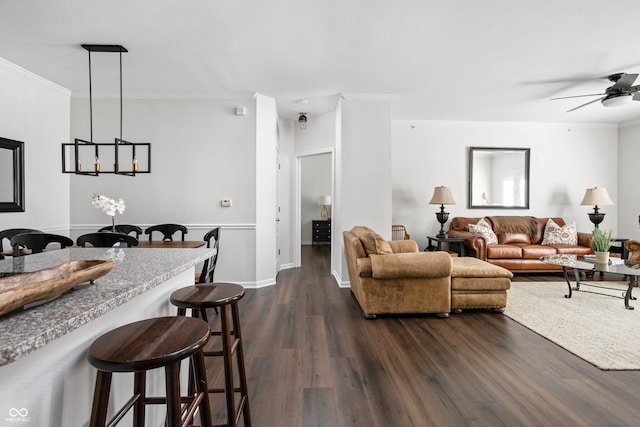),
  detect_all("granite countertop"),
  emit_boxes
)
[0,247,215,366]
